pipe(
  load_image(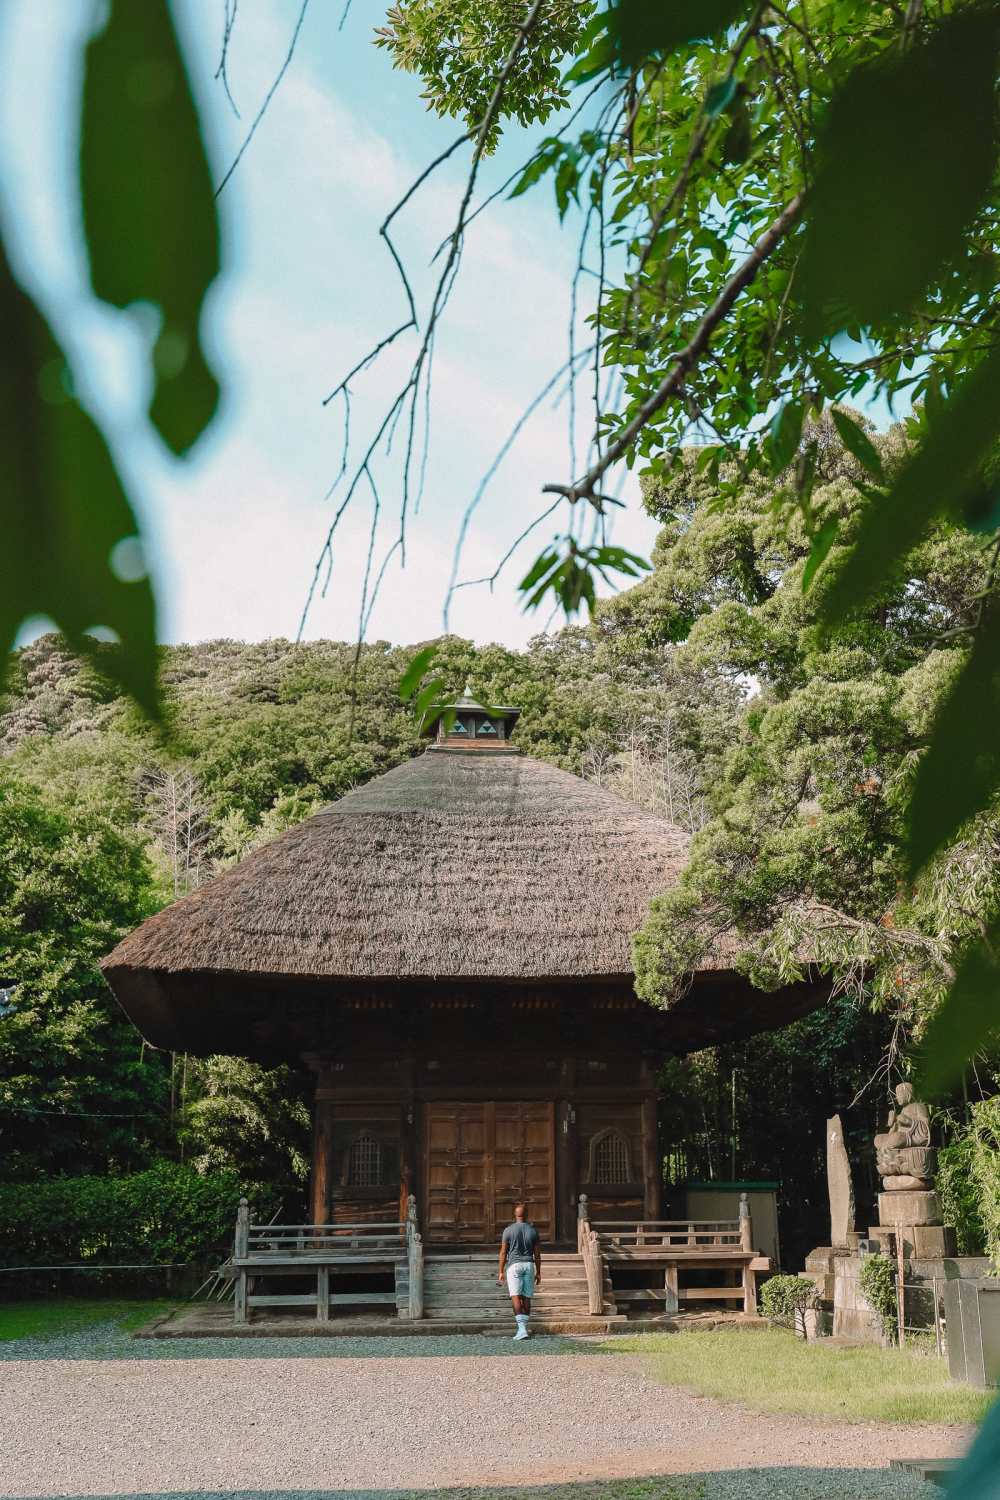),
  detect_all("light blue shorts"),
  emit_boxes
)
[506,1262,535,1298]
